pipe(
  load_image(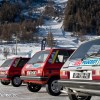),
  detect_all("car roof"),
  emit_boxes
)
[80,38,100,45]
[42,48,75,51]
[8,57,30,60]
